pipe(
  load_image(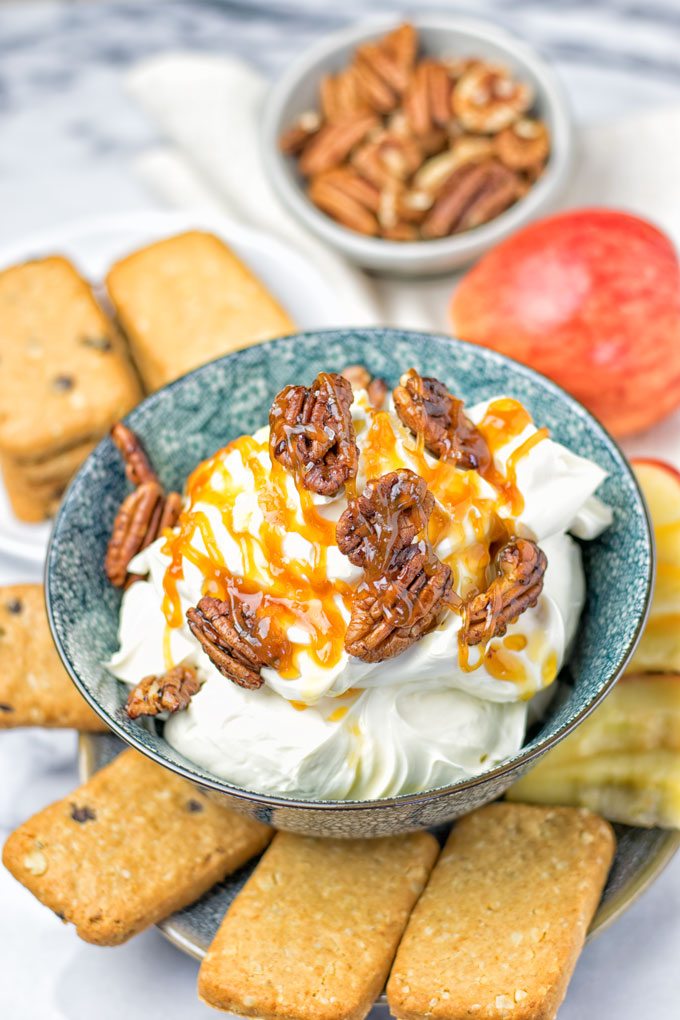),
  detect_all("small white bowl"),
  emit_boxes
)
[262,16,574,277]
